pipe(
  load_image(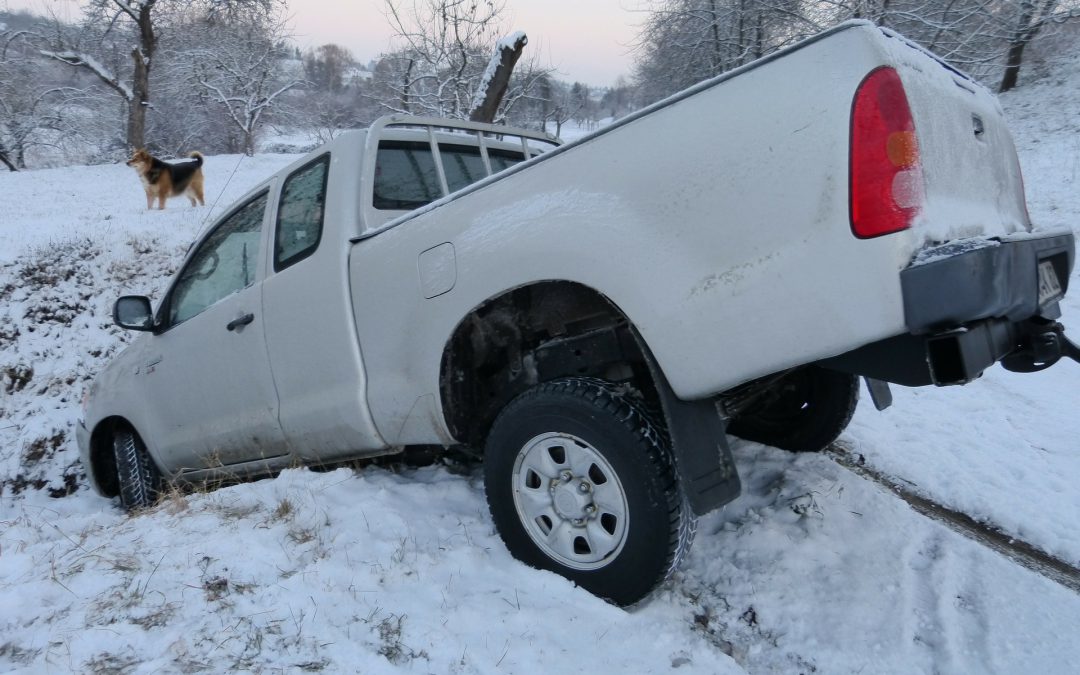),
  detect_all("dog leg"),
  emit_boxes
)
[192,176,205,206]
[145,192,153,210]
